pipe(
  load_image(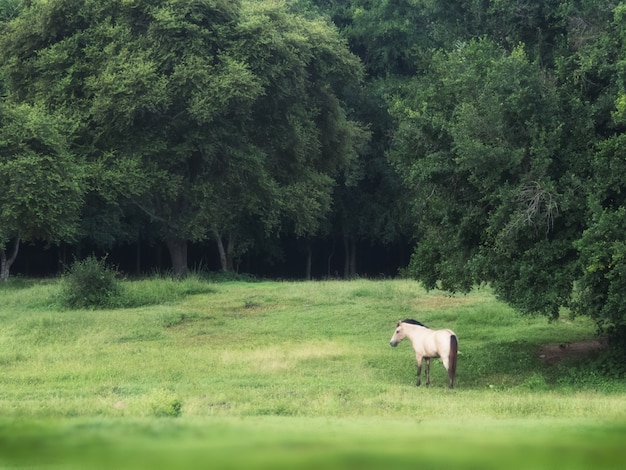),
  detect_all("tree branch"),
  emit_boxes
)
[131,199,170,226]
